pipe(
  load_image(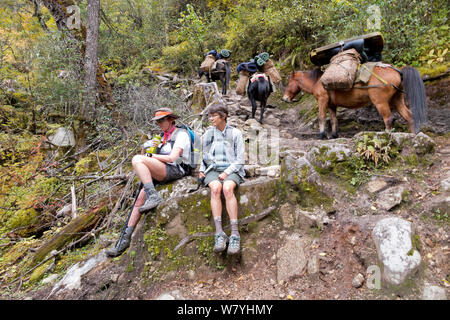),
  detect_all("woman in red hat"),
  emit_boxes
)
[106,107,191,257]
